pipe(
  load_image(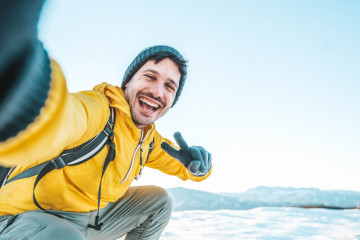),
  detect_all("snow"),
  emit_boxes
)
[120,187,360,239]
[167,187,360,211]
[162,208,360,240]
